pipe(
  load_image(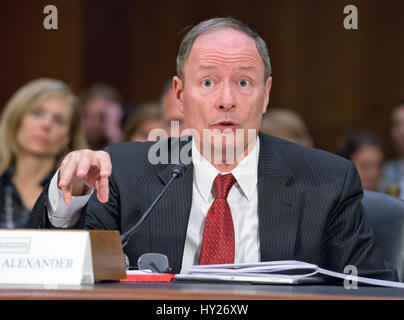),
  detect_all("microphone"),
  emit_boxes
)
[120,162,187,249]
